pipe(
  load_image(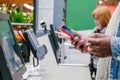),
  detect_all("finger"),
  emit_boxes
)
[88,47,100,55]
[55,31,62,36]
[54,31,59,34]
[91,33,106,38]
[94,52,108,58]
[75,42,82,49]
[82,44,89,53]
[88,38,100,45]
[94,53,101,58]
[58,35,64,38]
[71,37,79,45]
[87,47,93,53]
[55,31,71,39]
[72,31,83,38]
[74,32,82,37]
